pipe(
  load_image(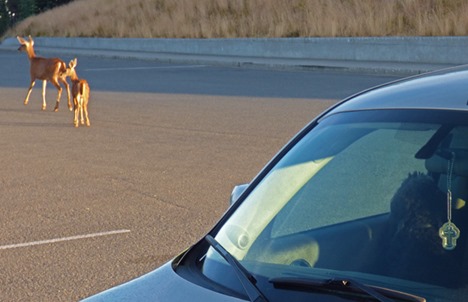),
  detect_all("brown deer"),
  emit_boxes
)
[17,35,72,112]
[68,58,91,127]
